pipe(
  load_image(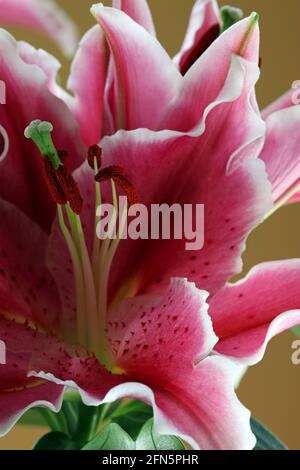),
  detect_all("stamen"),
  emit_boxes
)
[88,145,102,170]
[43,156,67,205]
[96,180,119,327]
[57,206,87,346]
[92,154,102,277]
[95,165,138,206]
[56,165,83,214]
